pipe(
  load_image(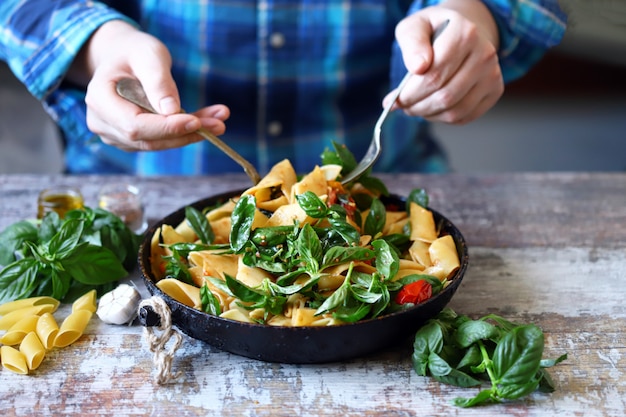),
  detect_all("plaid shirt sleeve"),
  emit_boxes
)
[0,0,136,98]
